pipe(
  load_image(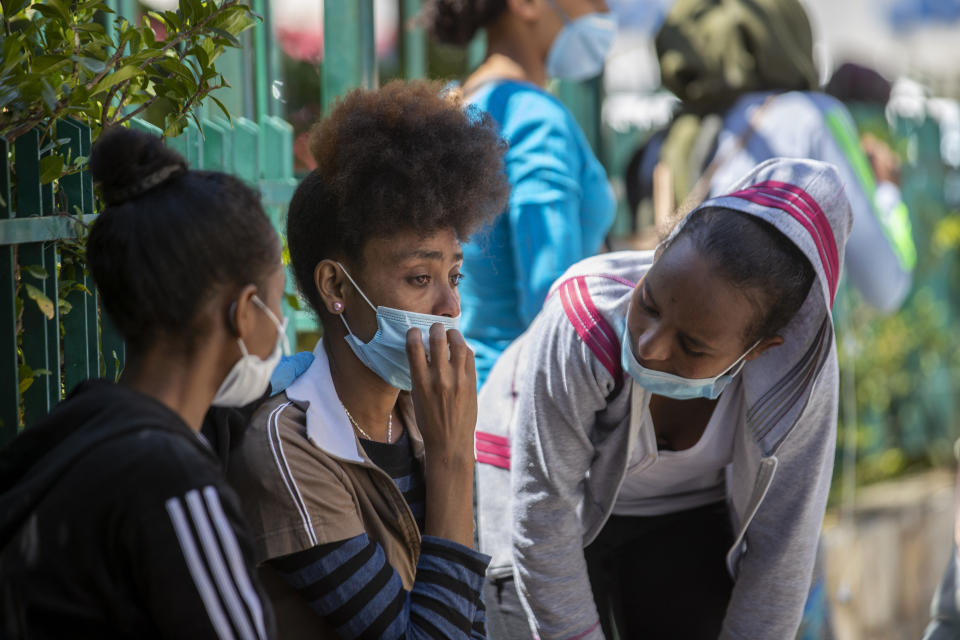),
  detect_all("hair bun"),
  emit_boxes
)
[421,0,504,47]
[90,127,188,205]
